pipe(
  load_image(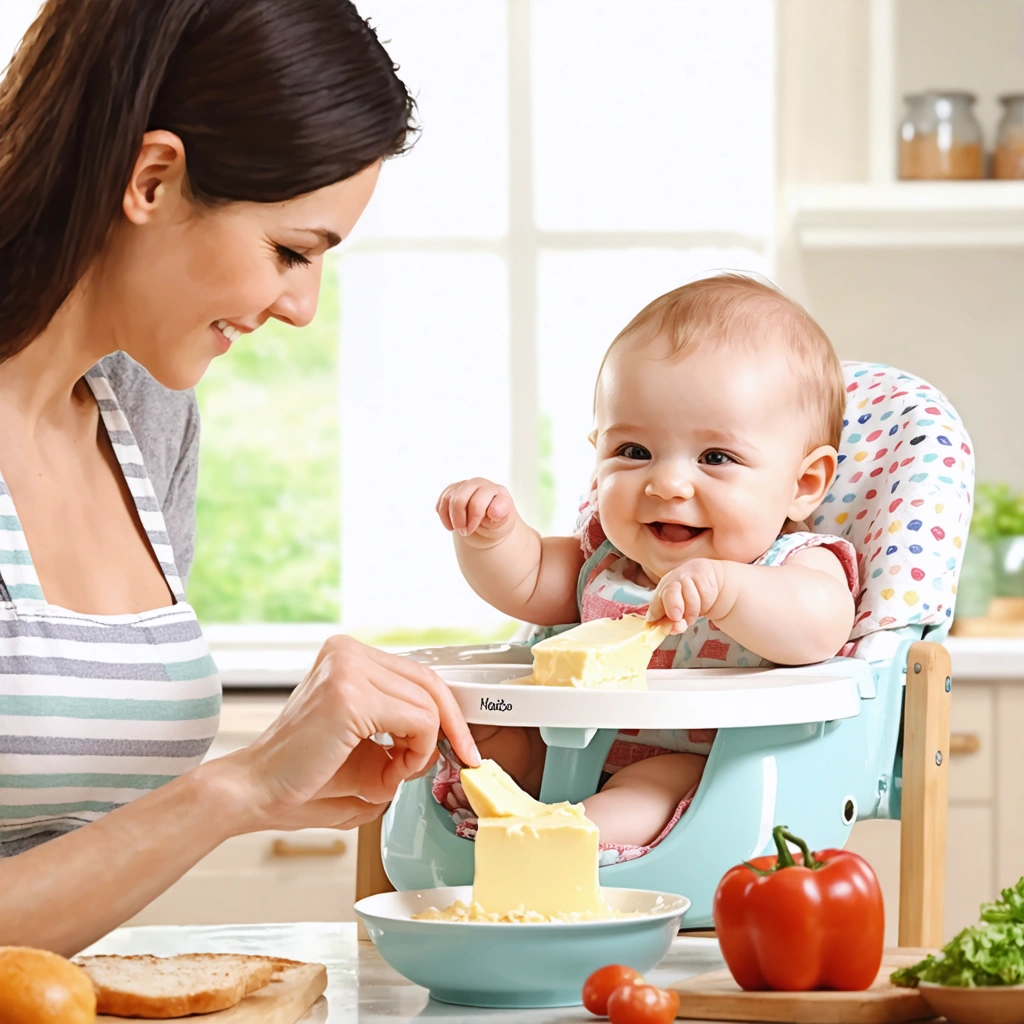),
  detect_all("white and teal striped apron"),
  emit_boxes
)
[0,366,221,856]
